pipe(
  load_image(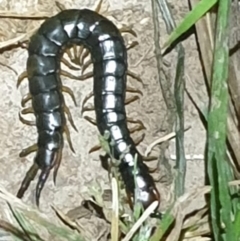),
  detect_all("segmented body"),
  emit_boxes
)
[17,9,160,210]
